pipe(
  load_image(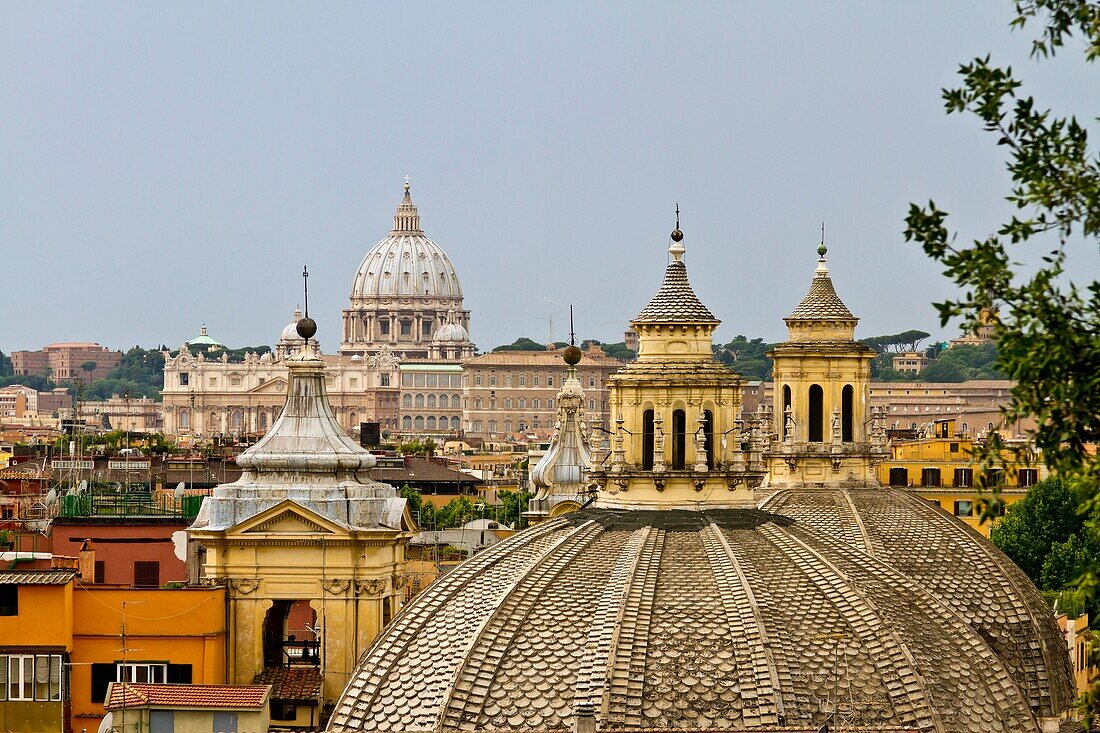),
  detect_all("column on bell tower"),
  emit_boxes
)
[766,243,887,488]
